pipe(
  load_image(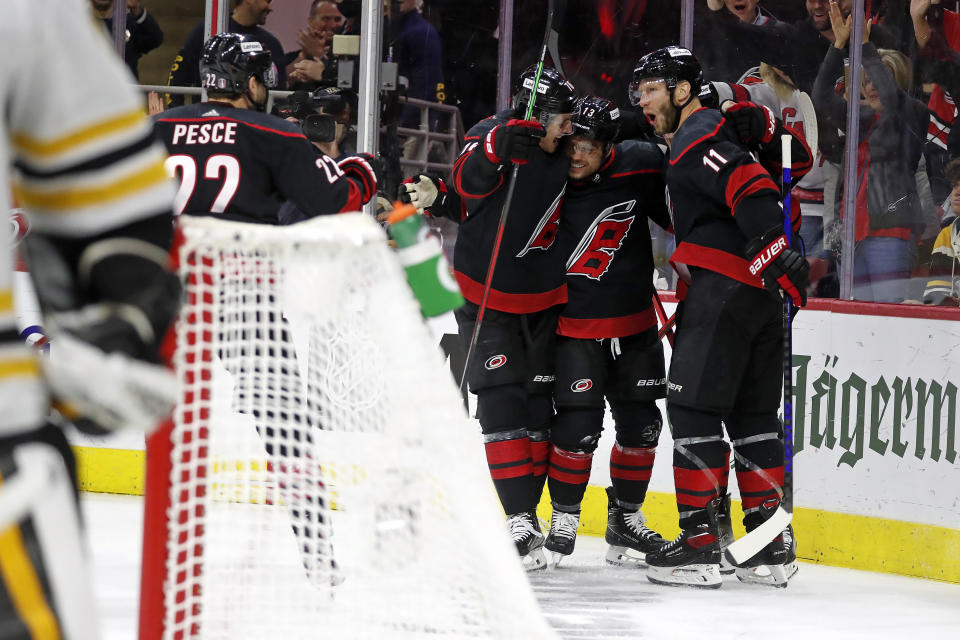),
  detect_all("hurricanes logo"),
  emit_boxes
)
[571,379,593,392]
[485,355,507,370]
